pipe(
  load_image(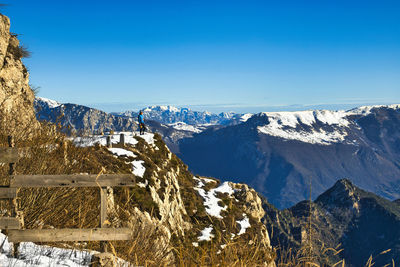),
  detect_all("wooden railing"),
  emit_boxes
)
[0,135,136,254]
